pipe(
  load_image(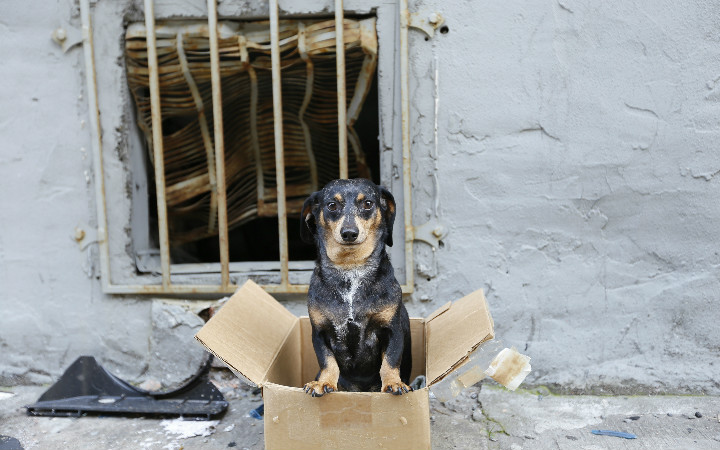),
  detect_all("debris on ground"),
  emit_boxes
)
[0,436,23,450]
[25,356,227,419]
[160,418,219,439]
[248,404,264,420]
[591,429,638,439]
